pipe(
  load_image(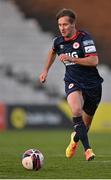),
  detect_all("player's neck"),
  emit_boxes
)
[67,29,77,38]
[64,29,77,41]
